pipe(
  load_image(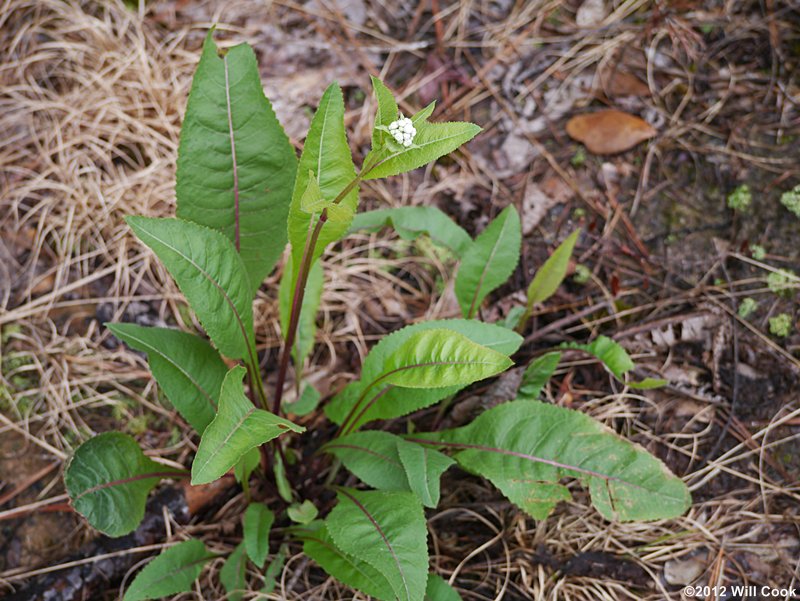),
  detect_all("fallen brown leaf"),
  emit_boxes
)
[598,67,650,97]
[566,110,656,155]
[182,476,235,515]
